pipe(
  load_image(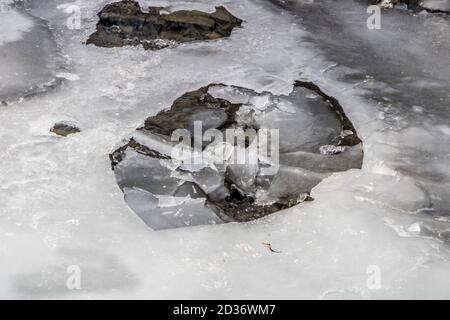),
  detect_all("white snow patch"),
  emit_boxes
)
[0,9,34,46]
